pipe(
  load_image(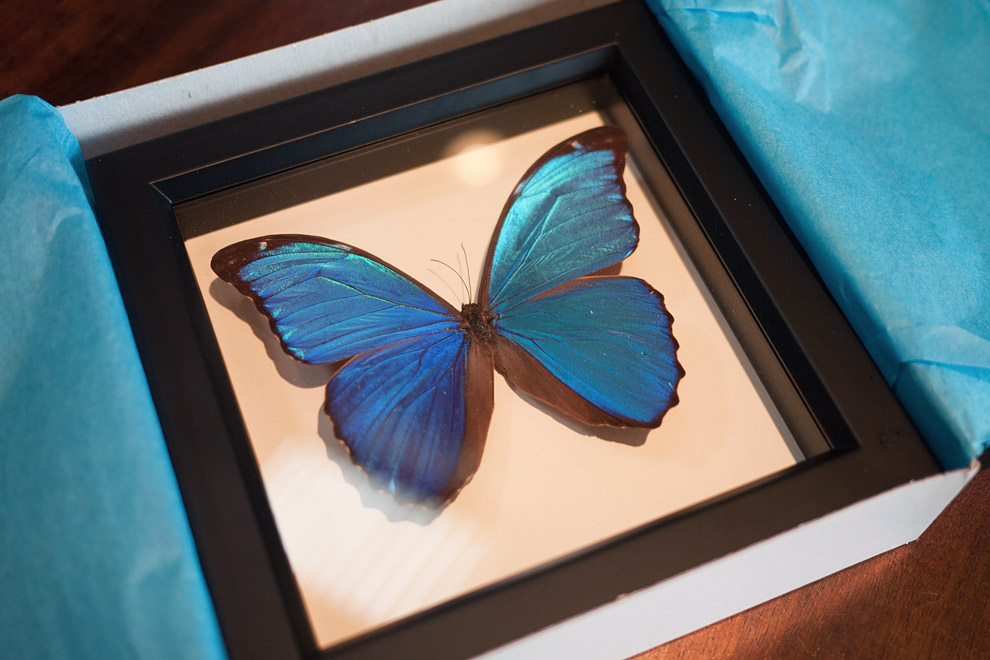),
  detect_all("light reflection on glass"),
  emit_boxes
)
[445,130,504,187]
